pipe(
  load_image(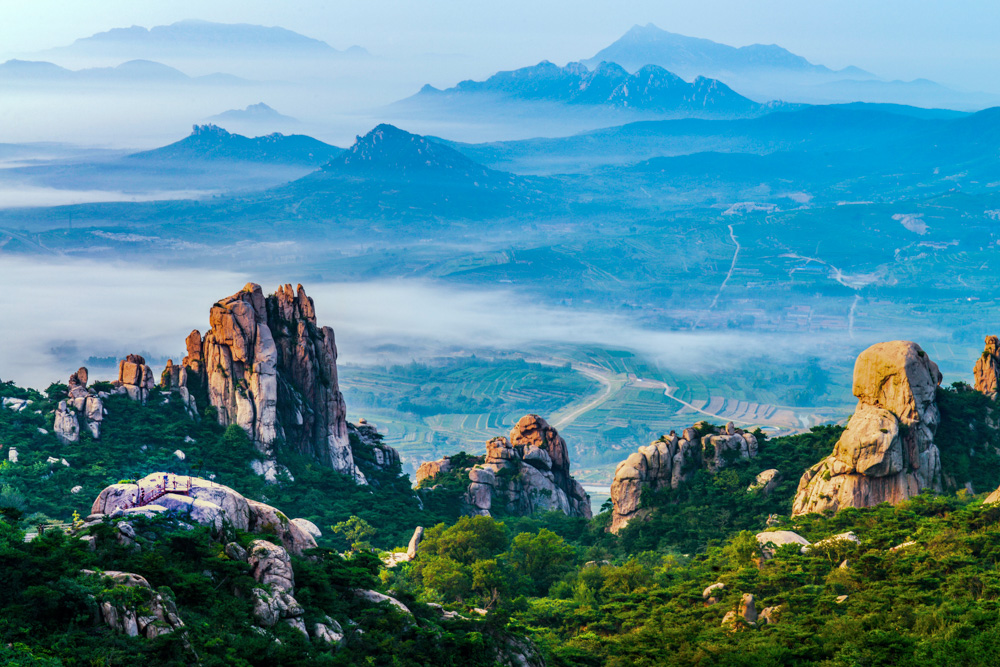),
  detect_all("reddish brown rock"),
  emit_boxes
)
[116,354,155,403]
[792,341,942,516]
[448,414,591,519]
[975,335,1000,397]
[176,283,363,481]
[267,284,352,474]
